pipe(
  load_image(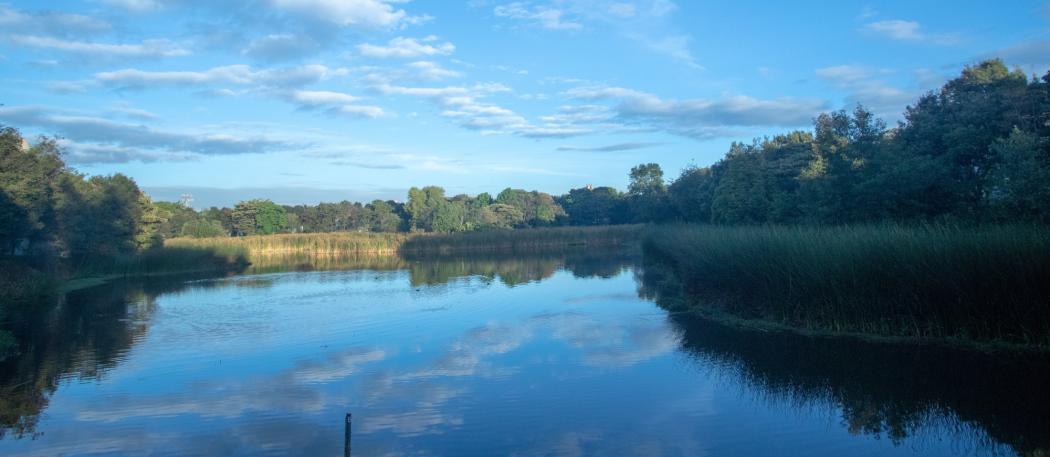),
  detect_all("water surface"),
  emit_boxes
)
[1,253,1046,456]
